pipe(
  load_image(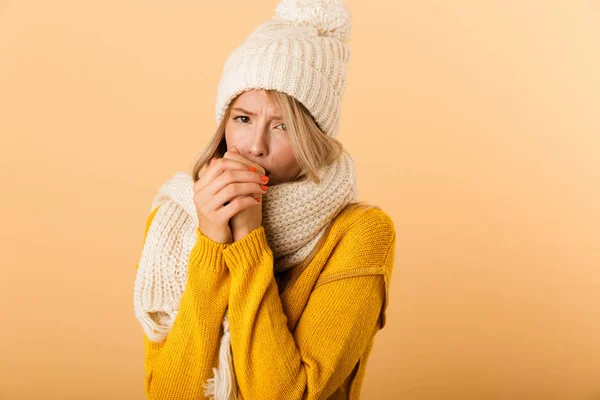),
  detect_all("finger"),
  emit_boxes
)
[207,181,266,210]
[196,157,217,181]
[223,150,266,176]
[210,168,267,195]
[194,168,266,212]
[194,157,255,193]
[218,195,261,221]
[222,192,253,207]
